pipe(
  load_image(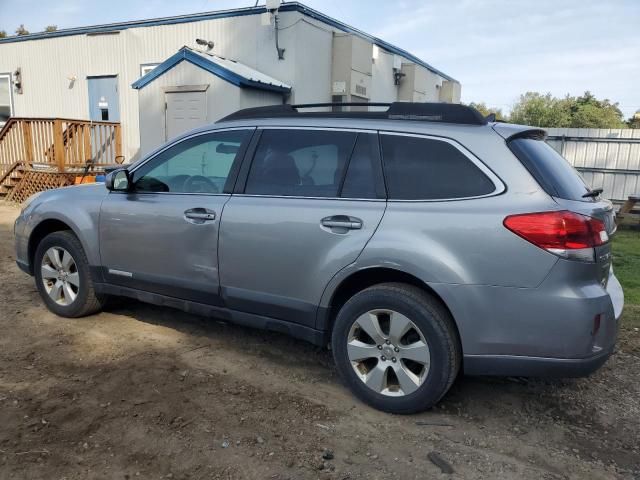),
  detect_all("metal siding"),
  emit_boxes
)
[0,9,454,162]
[547,128,640,202]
